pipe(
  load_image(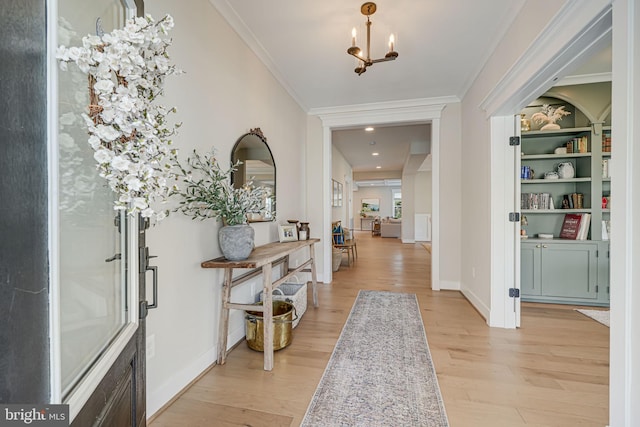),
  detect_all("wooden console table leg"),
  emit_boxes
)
[309,244,319,307]
[262,263,274,371]
[217,268,233,365]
